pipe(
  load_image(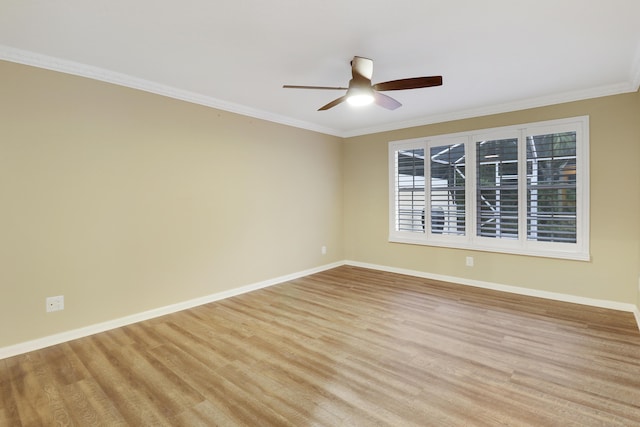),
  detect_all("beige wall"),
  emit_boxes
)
[2,58,639,350]
[344,90,640,305]
[0,61,344,348]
